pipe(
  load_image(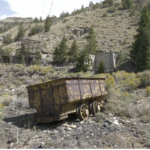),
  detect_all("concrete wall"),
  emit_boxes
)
[93,51,119,72]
